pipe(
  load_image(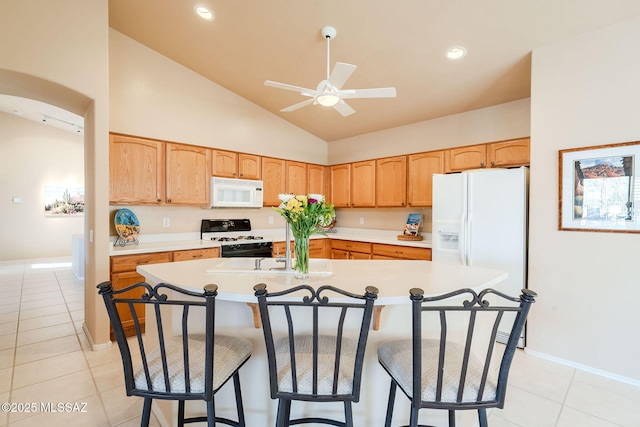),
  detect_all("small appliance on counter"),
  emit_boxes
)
[200,219,273,257]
